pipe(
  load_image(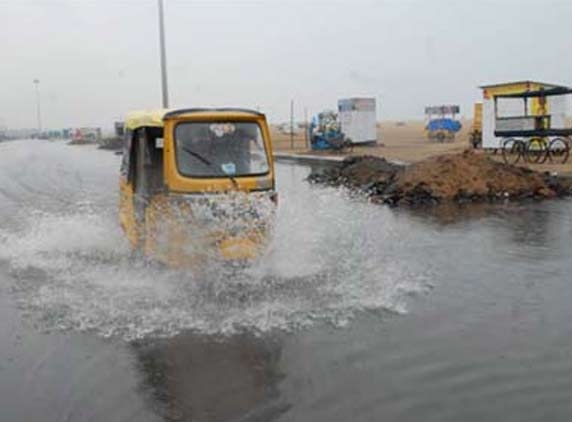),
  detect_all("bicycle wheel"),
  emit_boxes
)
[548,138,570,164]
[525,137,548,164]
[502,138,524,164]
